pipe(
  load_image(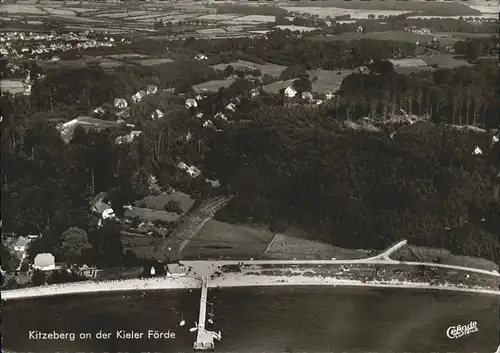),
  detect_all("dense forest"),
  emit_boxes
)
[205,109,499,263]
[1,33,499,270]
